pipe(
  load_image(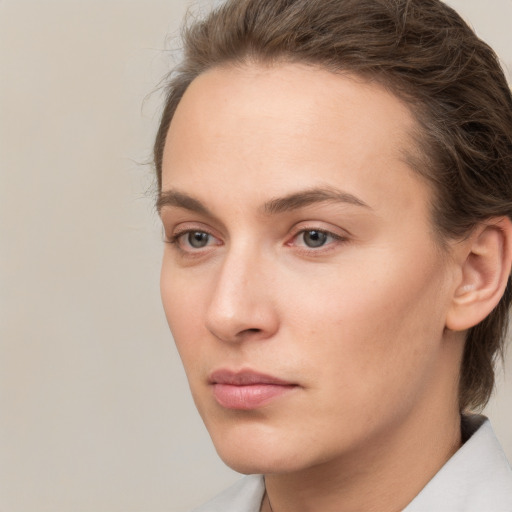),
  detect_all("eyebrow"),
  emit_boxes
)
[262,187,371,215]
[156,187,371,216]
[157,190,212,216]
